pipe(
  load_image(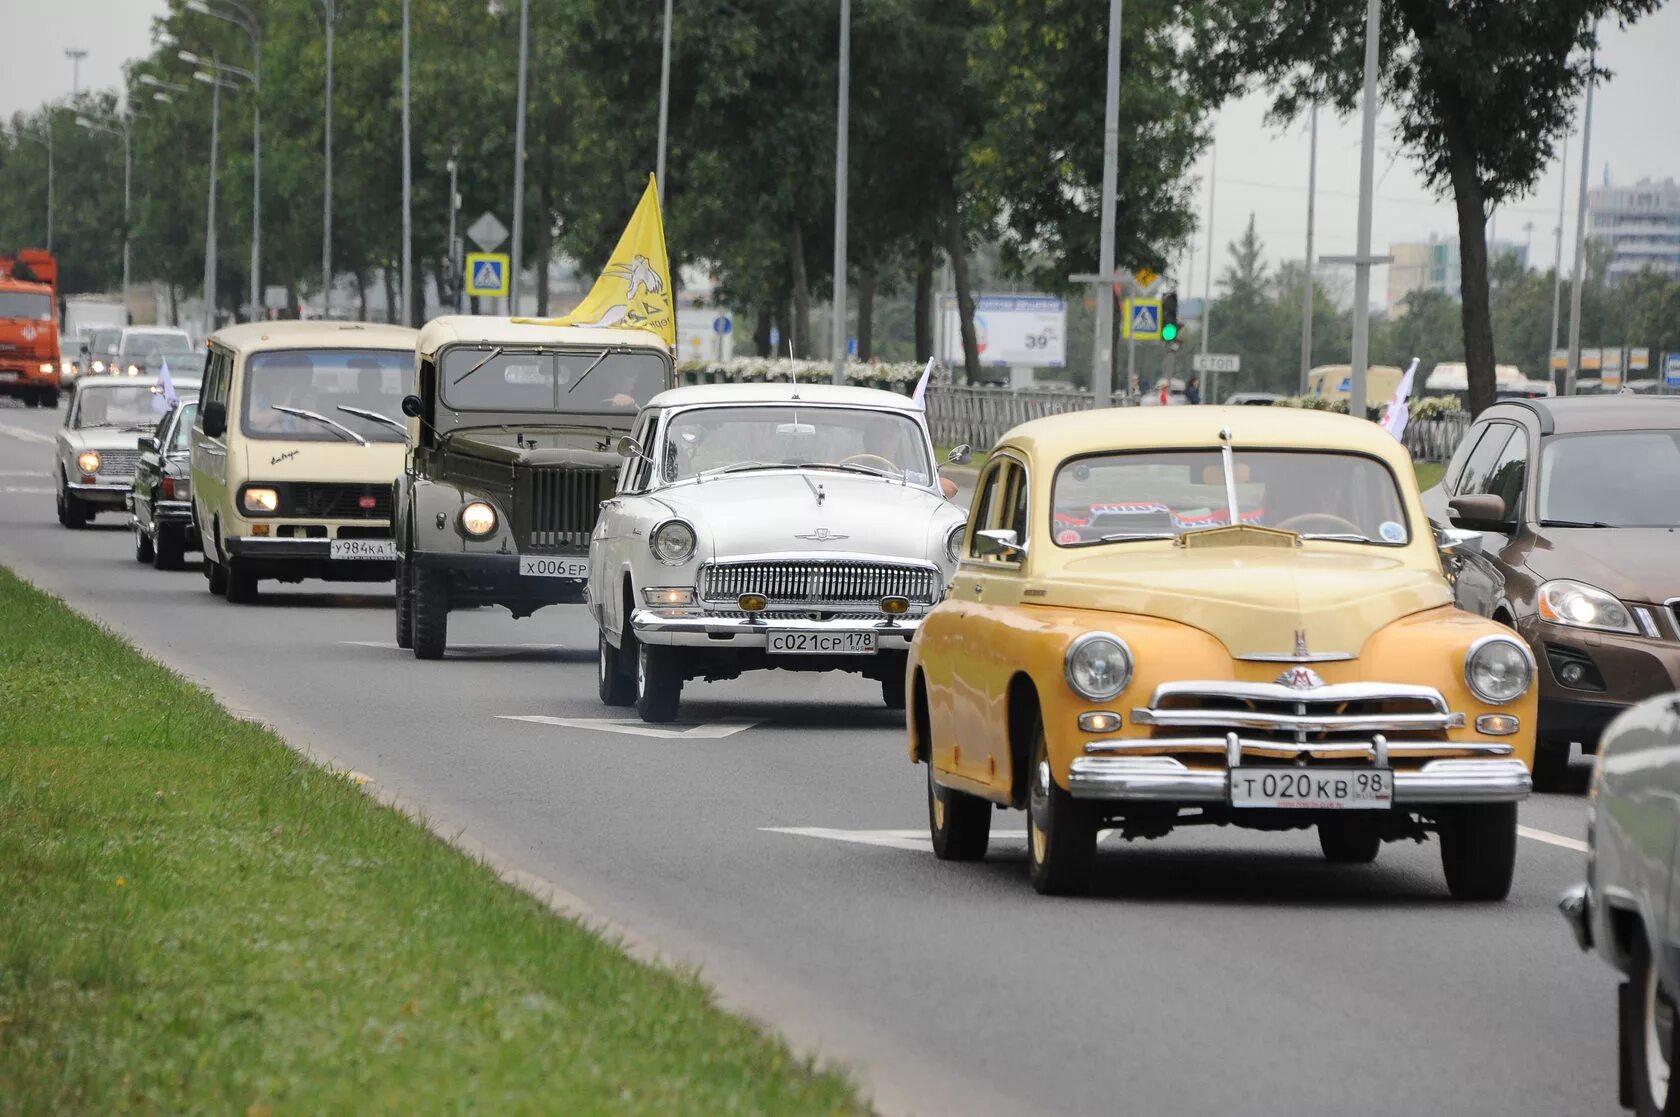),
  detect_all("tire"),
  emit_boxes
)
[1026,723,1096,895]
[1623,934,1680,1116]
[1532,735,1572,793]
[927,764,990,861]
[224,562,259,604]
[1438,802,1518,901]
[133,522,154,564]
[57,480,88,529]
[1318,819,1381,864]
[393,556,414,651]
[153,524,185,571]
[597,628,636,706]
[23,393,40,409]
[635,641,683,723]
[881,668,907,711]
[411,565,449,660]
[204,556,228,596]
[42,389,59,410]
